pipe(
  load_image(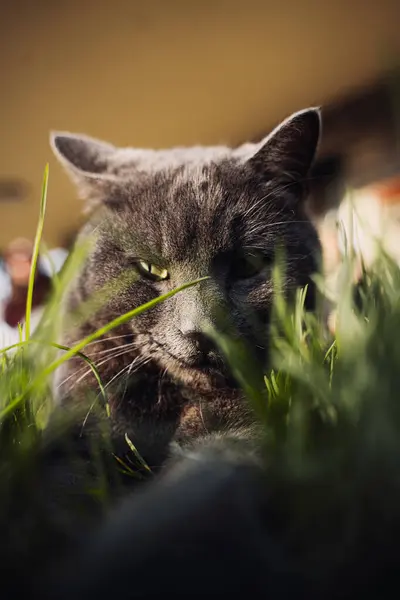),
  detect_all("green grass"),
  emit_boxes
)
[25,164,48,341]
[0,167,208,423]
[1,165,399,458]
[1,163,400,578]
